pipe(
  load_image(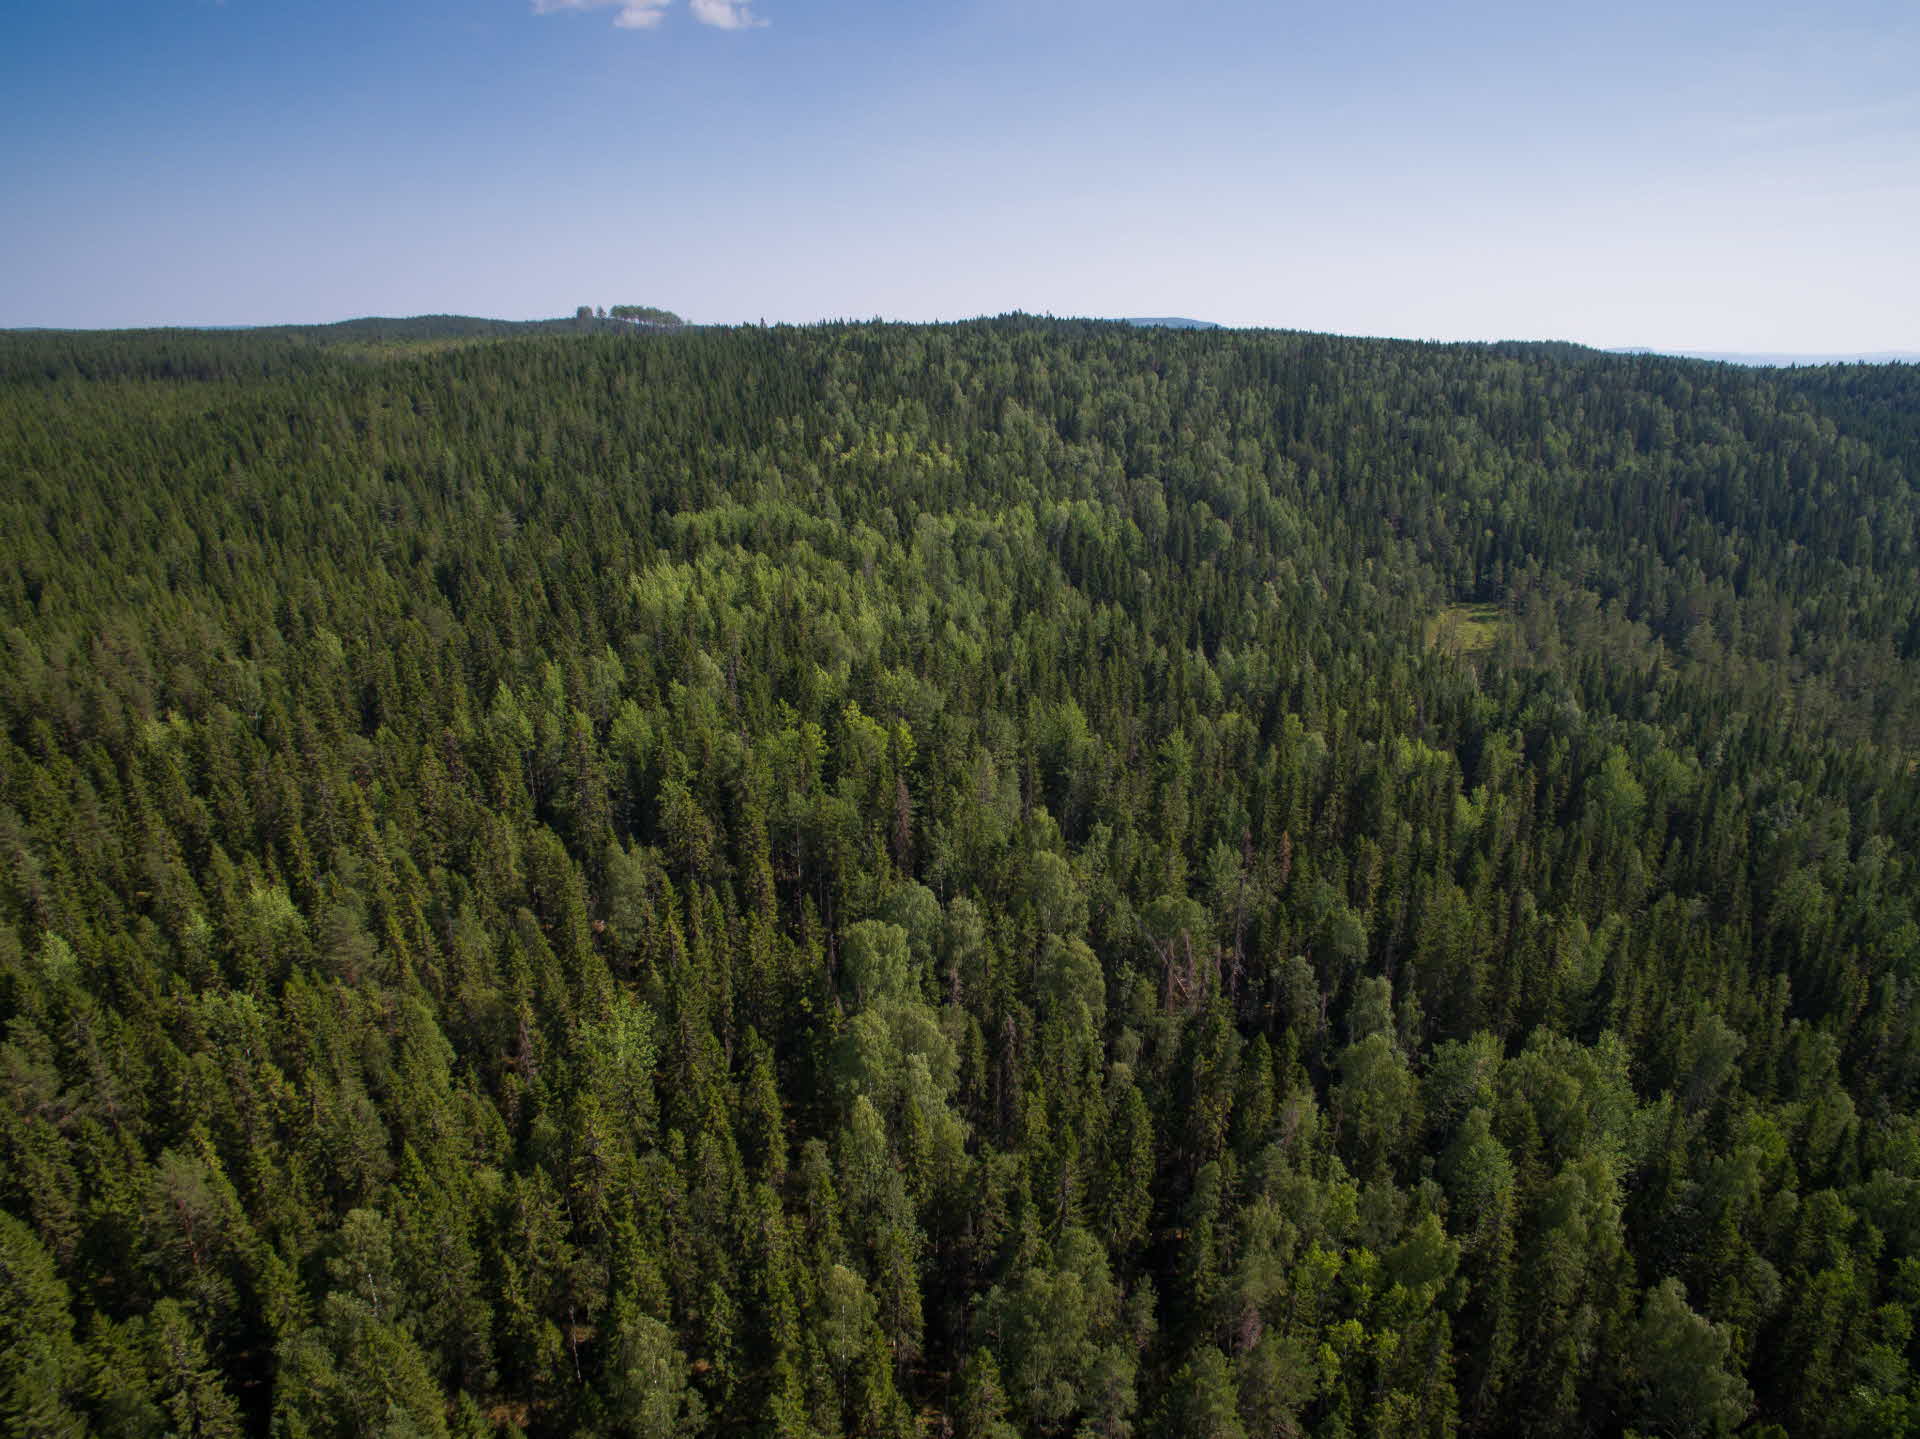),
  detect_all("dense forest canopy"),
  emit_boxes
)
[1,317,1918,1438]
